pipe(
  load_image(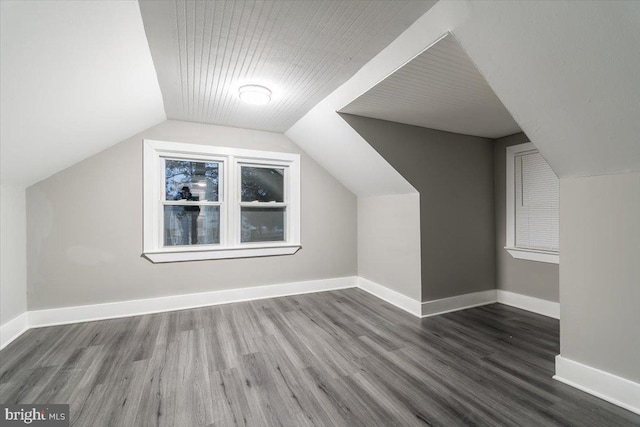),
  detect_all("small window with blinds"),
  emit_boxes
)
[505,143,559,264]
